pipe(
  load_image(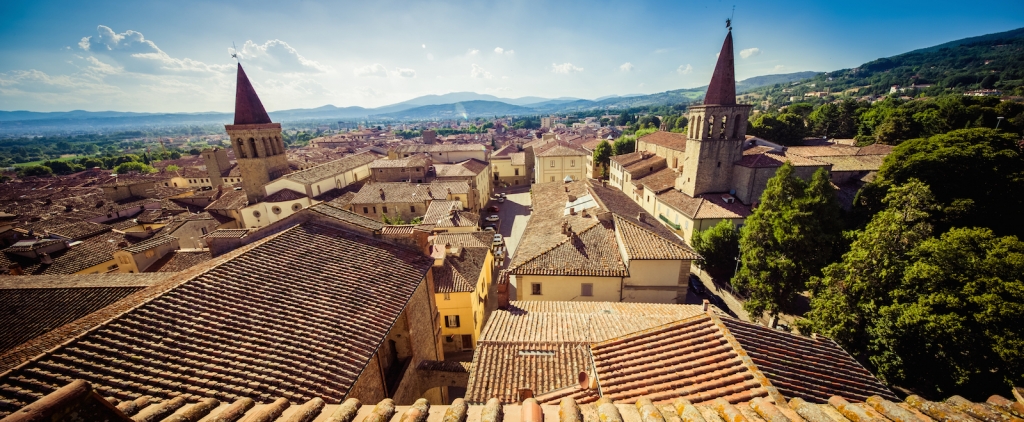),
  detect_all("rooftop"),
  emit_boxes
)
[638,131,688,151]
[282,152,376,184]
